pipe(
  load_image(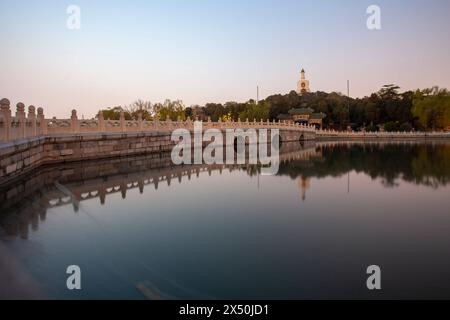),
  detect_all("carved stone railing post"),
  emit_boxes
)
[16,102,26,139]
[37,107,47,135]
[98,111,105,132]
[206,117,211,128]
[165,115,172,130]
[186,116,192,130]
[138,112,143,131]
[28,105,37,137]
[153,115,159,130]
[0,98,12,142]
[71,109,79,133]
[120,110,126,132]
